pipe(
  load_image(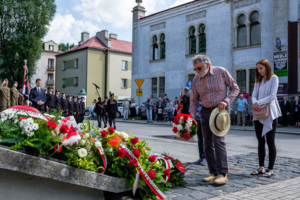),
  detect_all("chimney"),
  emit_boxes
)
[96,30,111,48]
[109,33,117,39]
[81,32,90,43]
